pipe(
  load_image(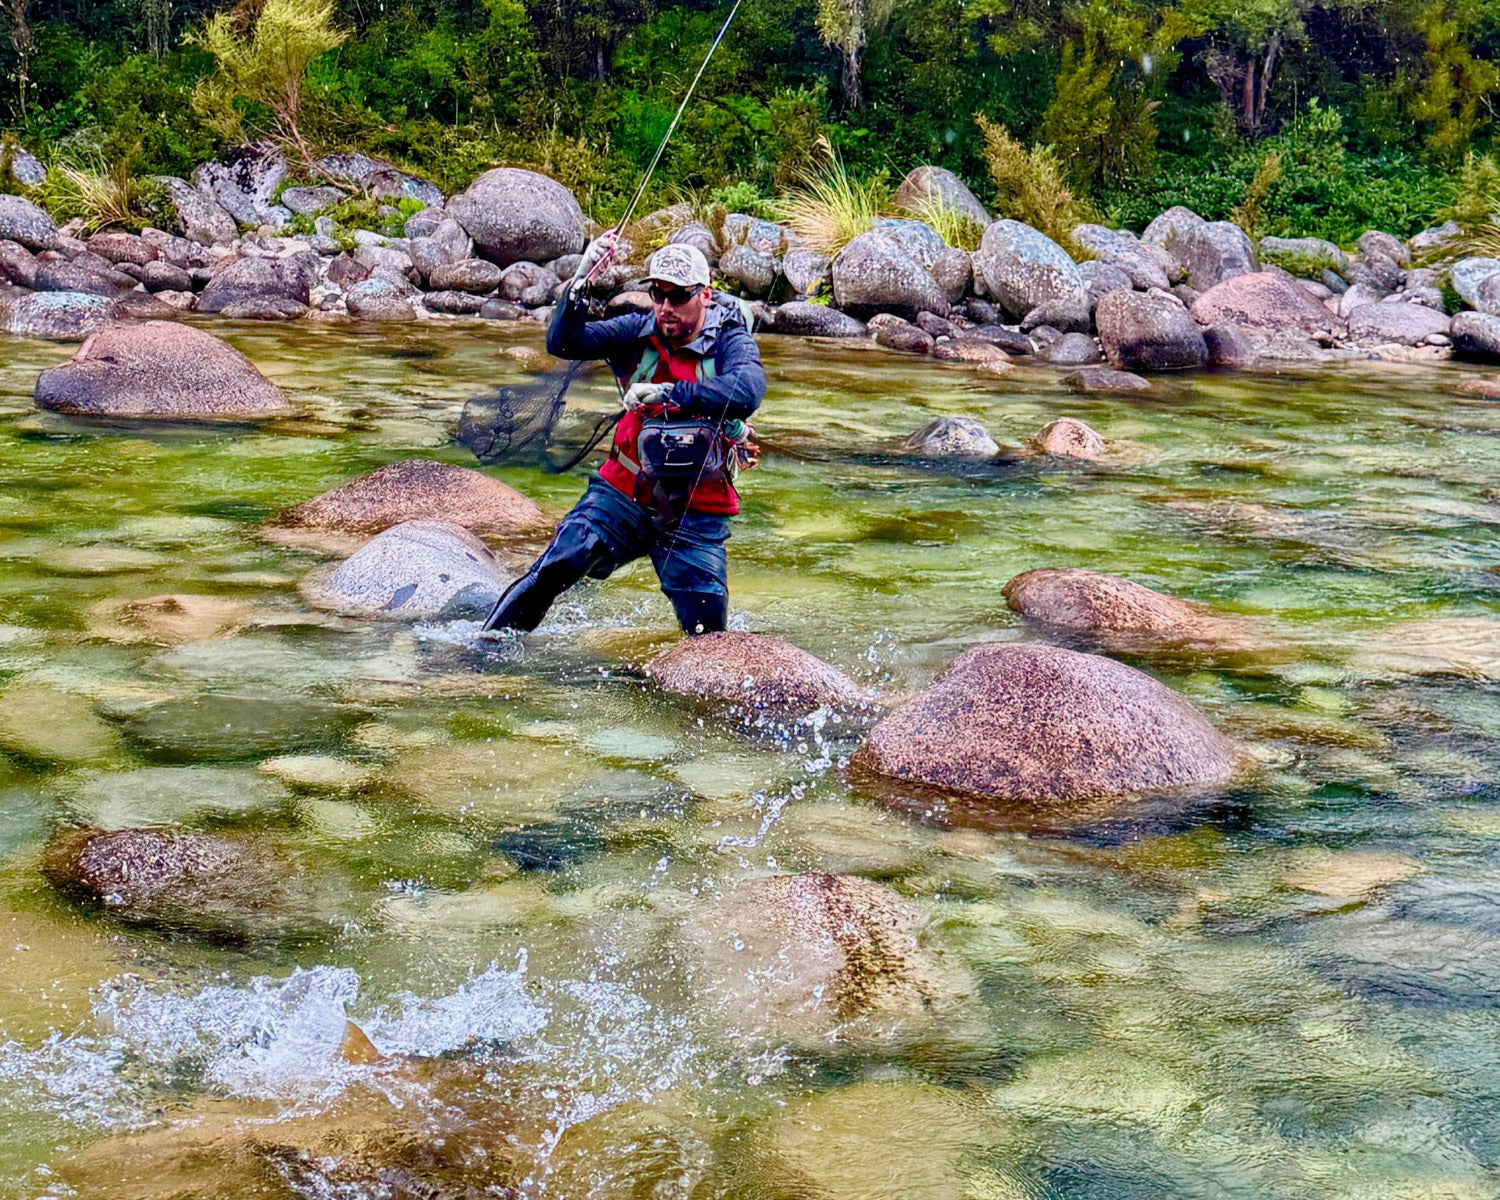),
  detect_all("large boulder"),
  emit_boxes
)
[302,520,513,620]
[1002,568,1262,654]
[851,643,1240,818]
[1346,301,1451,346]
[1190,271,1339,362]
[5,291,122,340]
[156,176,238,246]
[1142,206,1257,292]
[197,255,310,314]
[903,415,999,460]
[972,219,1089,322]
[34,254,137,297]
[194,145,287,226]
[680,873,971,1049]
[646,632,871,714]
[1258,235,1348,275]
[0,193,58,250]
[831,228,949,319]
[87,231,158,266]
[1451,311,1500,362]
[41,826,319,940]
[1071,223,1176,291]
[34,321,291,419]
[1095,288,1207,371]
[892,165,991,228]
[272,458,541,549]
[770,300,866,338]
[1449,257,1500,309]
[448,168,585,268]
[0,238,37,287]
